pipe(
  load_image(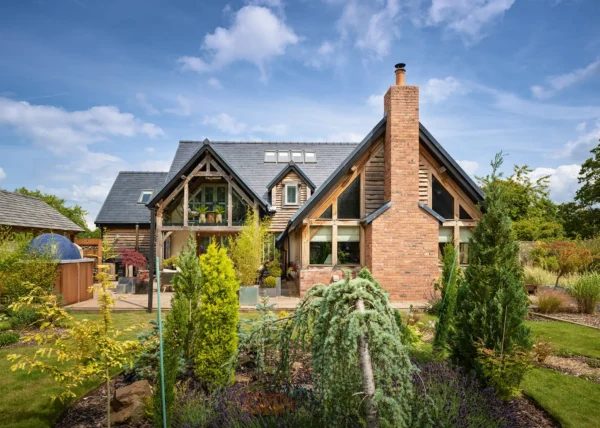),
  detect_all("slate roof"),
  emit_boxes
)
[95,172,168,225]
[0,190,84,232]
